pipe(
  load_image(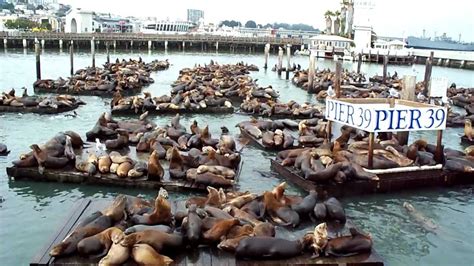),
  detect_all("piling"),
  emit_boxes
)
[148,40,152,50]
[59,39,63,49]
[397,75,416,145]
[368,132,374,169]
[277,47,283,76]
[22,39,27,48]
[423,51,434,95]
[264,43,270,69]
[286,44,291,80]
[35,39,41,80]
[91,37,95,68]
[382,55,388,83]
[376,51,379,63]
[70,40,74,76]
[106,42,110,64]
[357,53,362,74]
[164,40,168,50]
[215,41,219,52]
[113,40,117,50]
[41,39,45,49]
[182,41,185,51]
[3,38,6,49]
[308,53,316,91]
[335,61,342,98]
[130,40,134,49]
